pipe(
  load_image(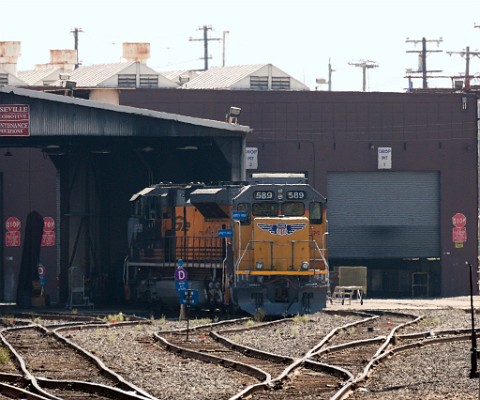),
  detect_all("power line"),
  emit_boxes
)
[189,25,221,70]
[70,27,83,69]
[348,60,378,92]
[406,37,443,89]
[447,47,480,90]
